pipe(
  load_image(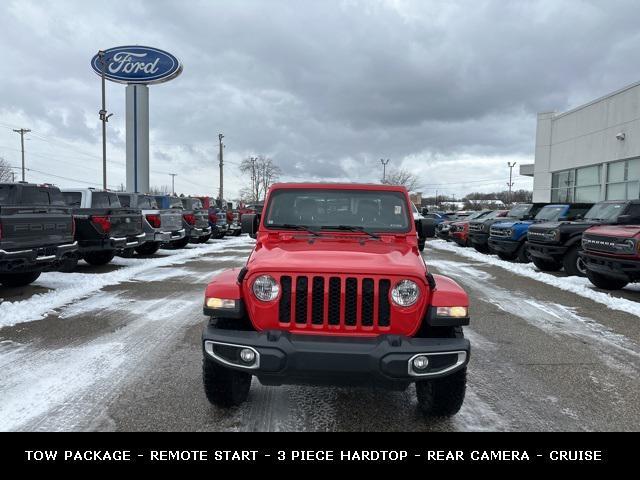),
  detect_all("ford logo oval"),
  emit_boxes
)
[91,46,182,85]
